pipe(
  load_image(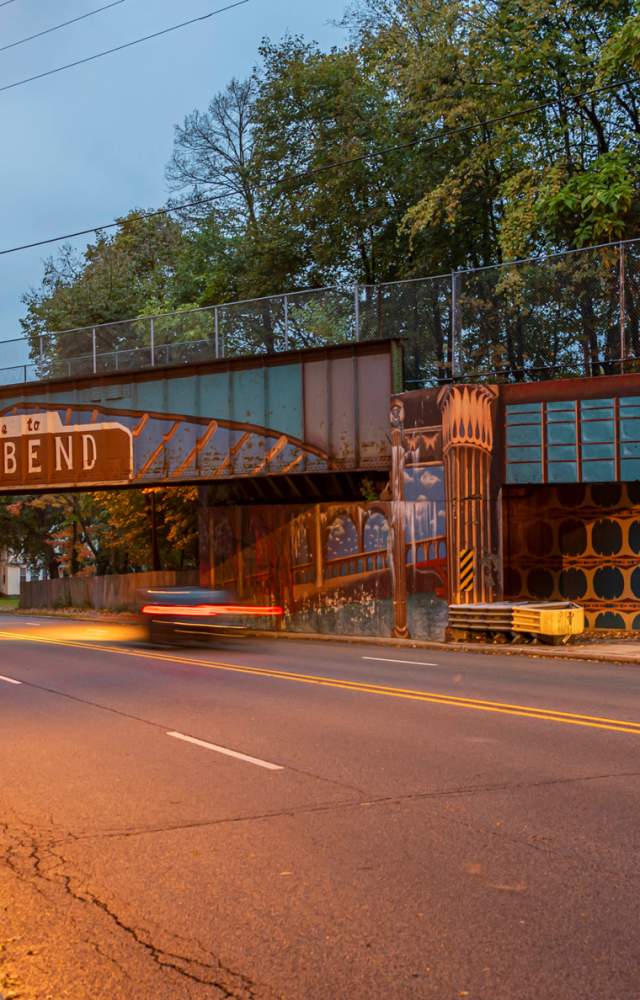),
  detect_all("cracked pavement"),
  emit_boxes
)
[2,619,640,998]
